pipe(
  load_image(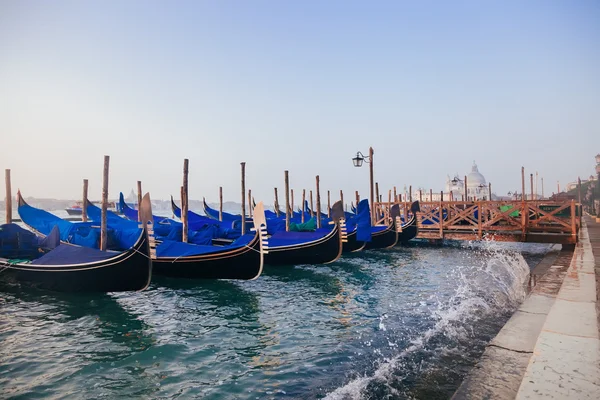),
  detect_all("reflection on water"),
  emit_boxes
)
[1,241,554,399]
